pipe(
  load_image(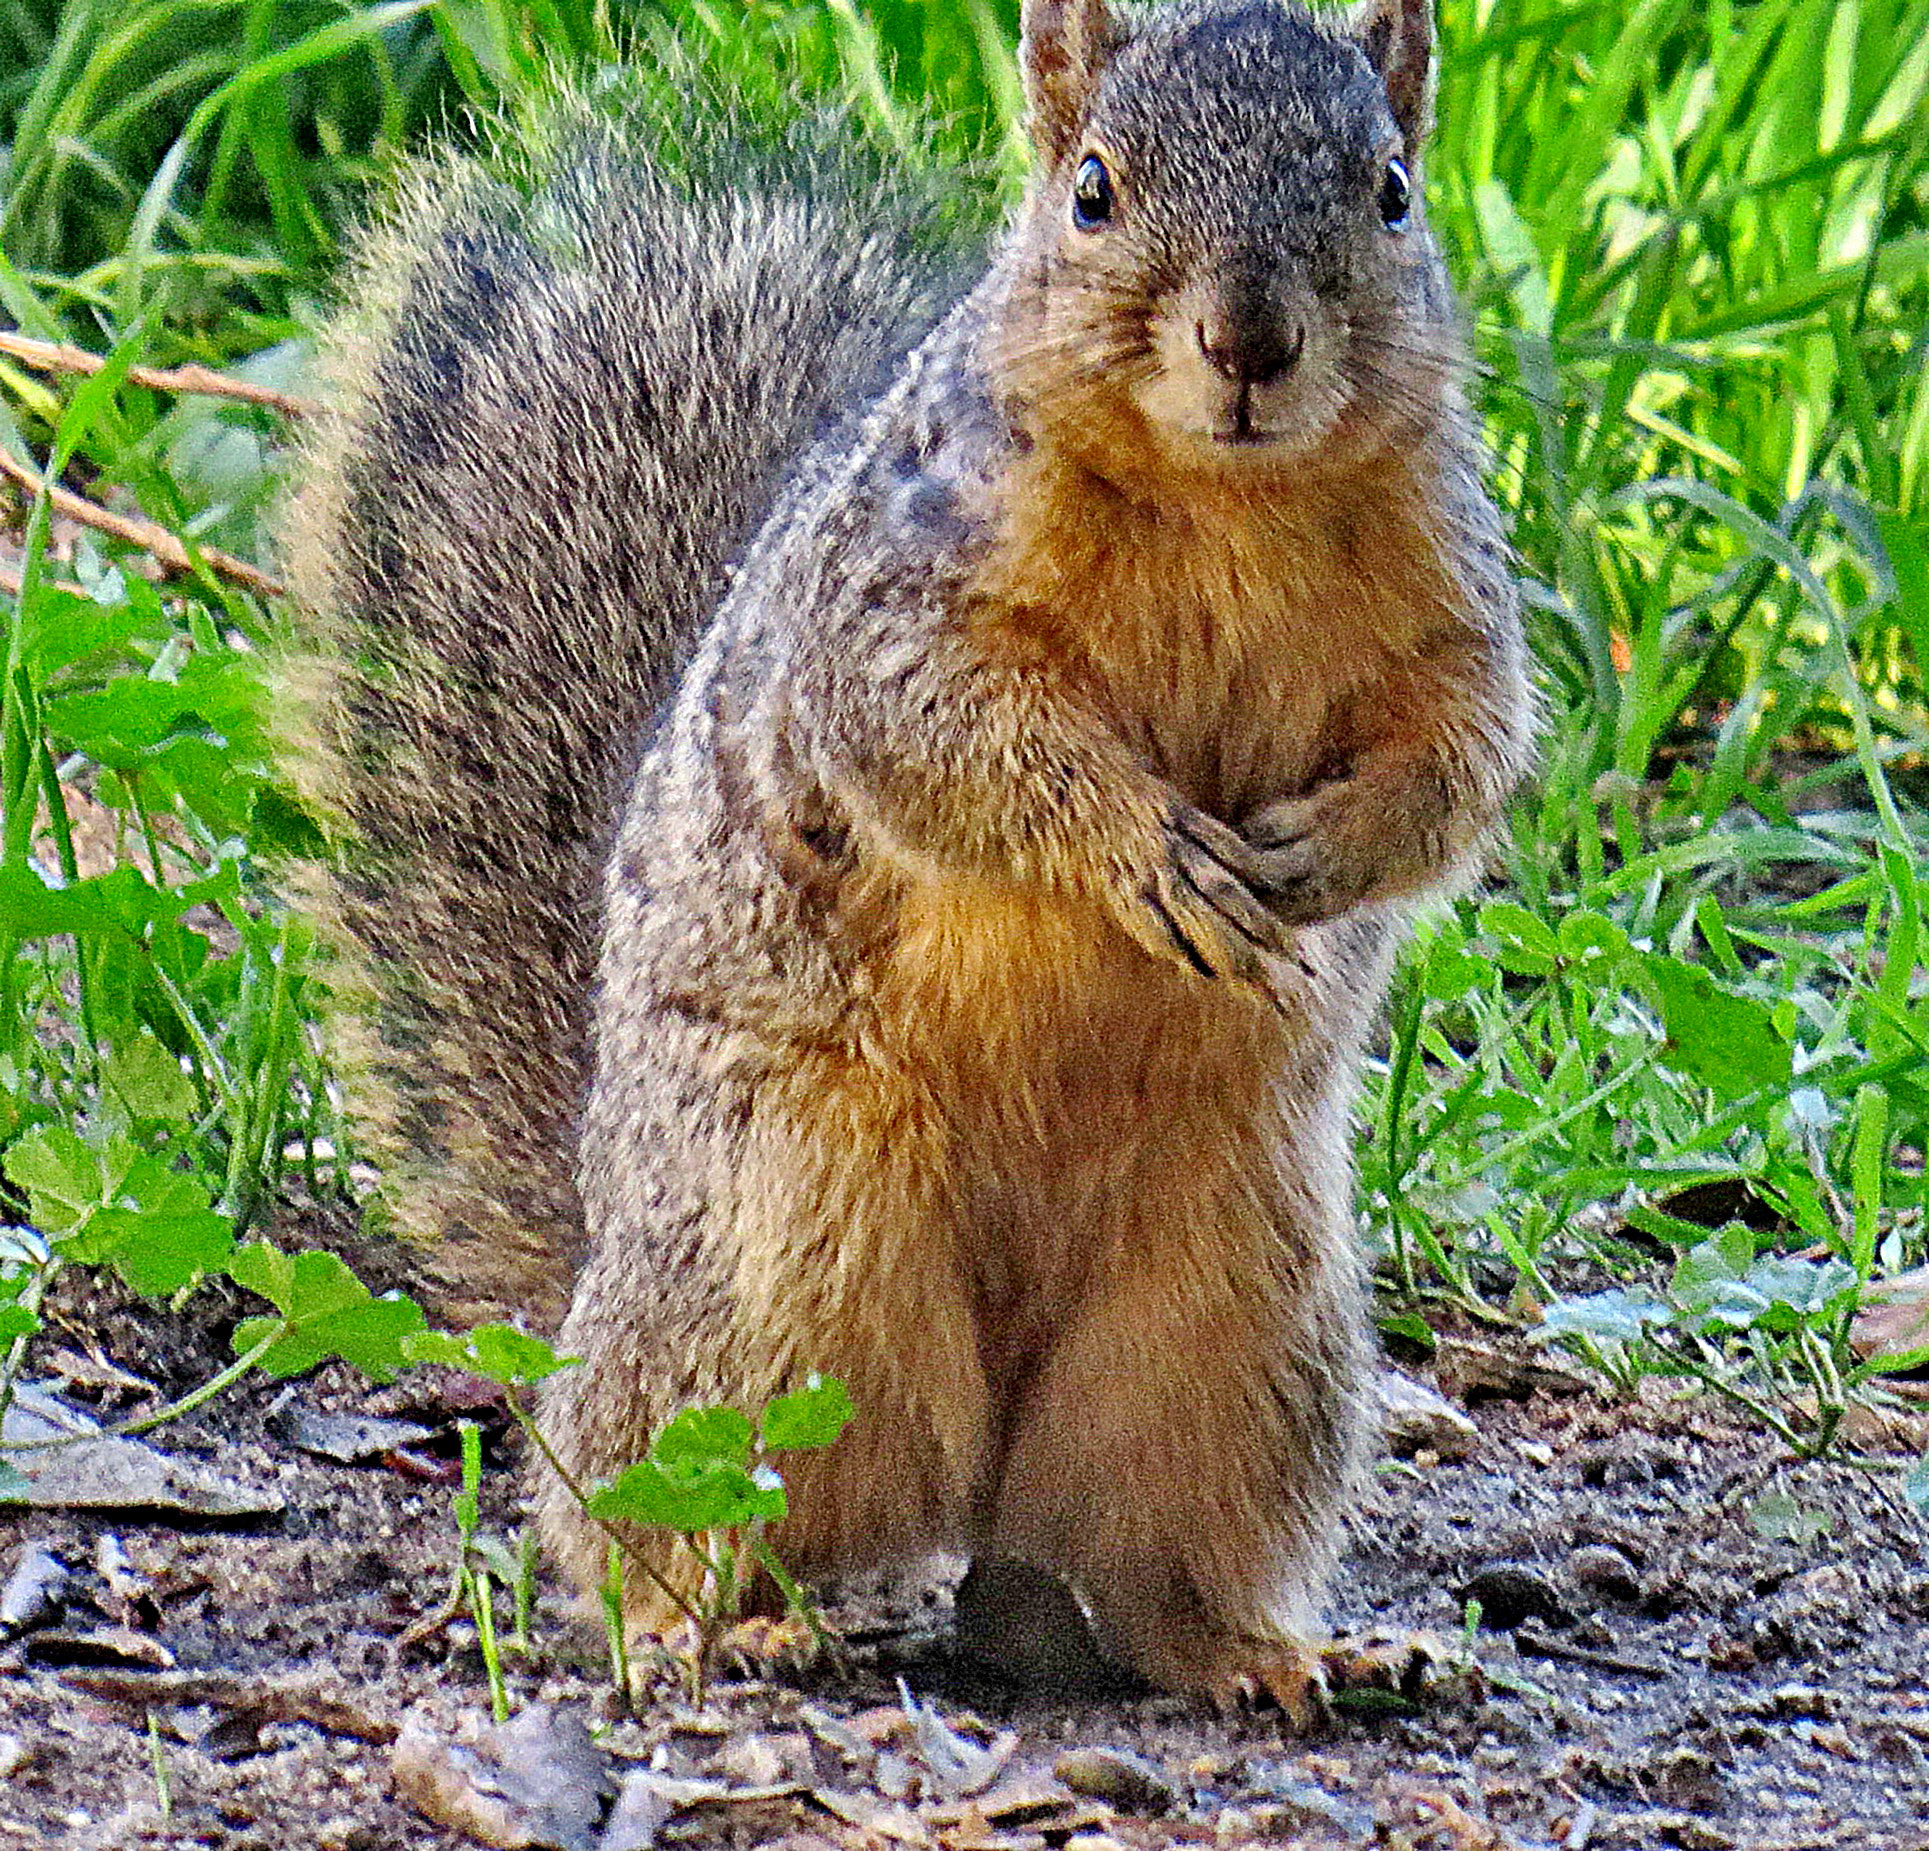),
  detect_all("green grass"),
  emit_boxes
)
[0,0,1924,1481]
